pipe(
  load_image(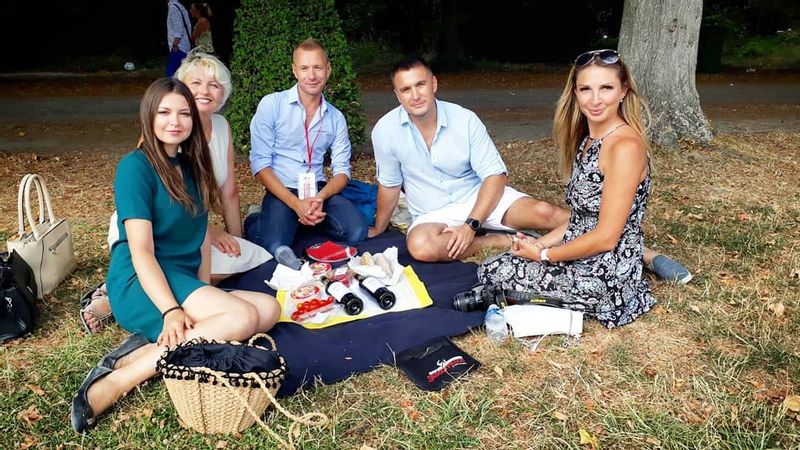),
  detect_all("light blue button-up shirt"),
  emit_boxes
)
[371,99,507,218]
[249,84,351,188]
